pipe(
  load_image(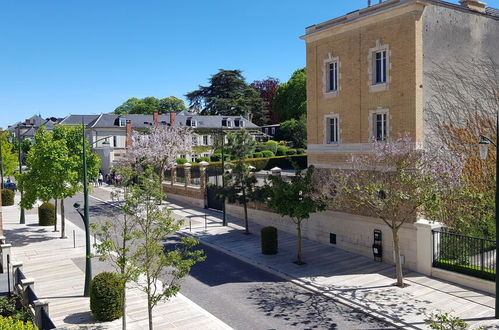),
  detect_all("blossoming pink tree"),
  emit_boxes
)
[129,126,194,199]
[321,134,461,287]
